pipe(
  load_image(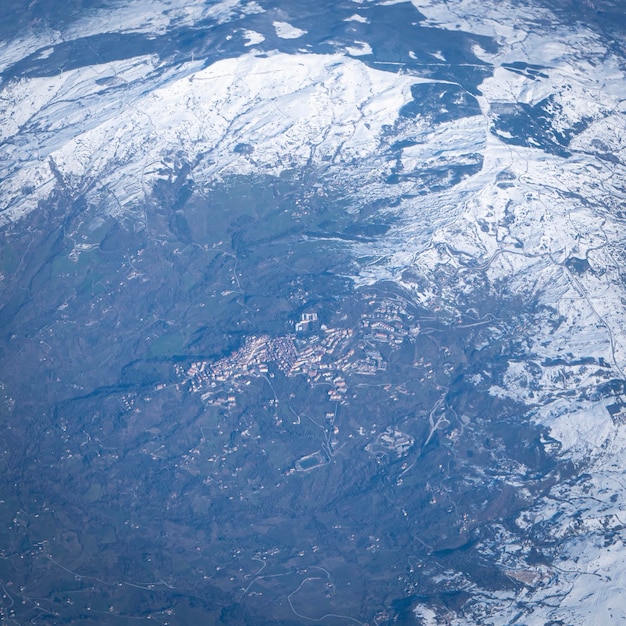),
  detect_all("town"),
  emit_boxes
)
[174,292,421,409]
